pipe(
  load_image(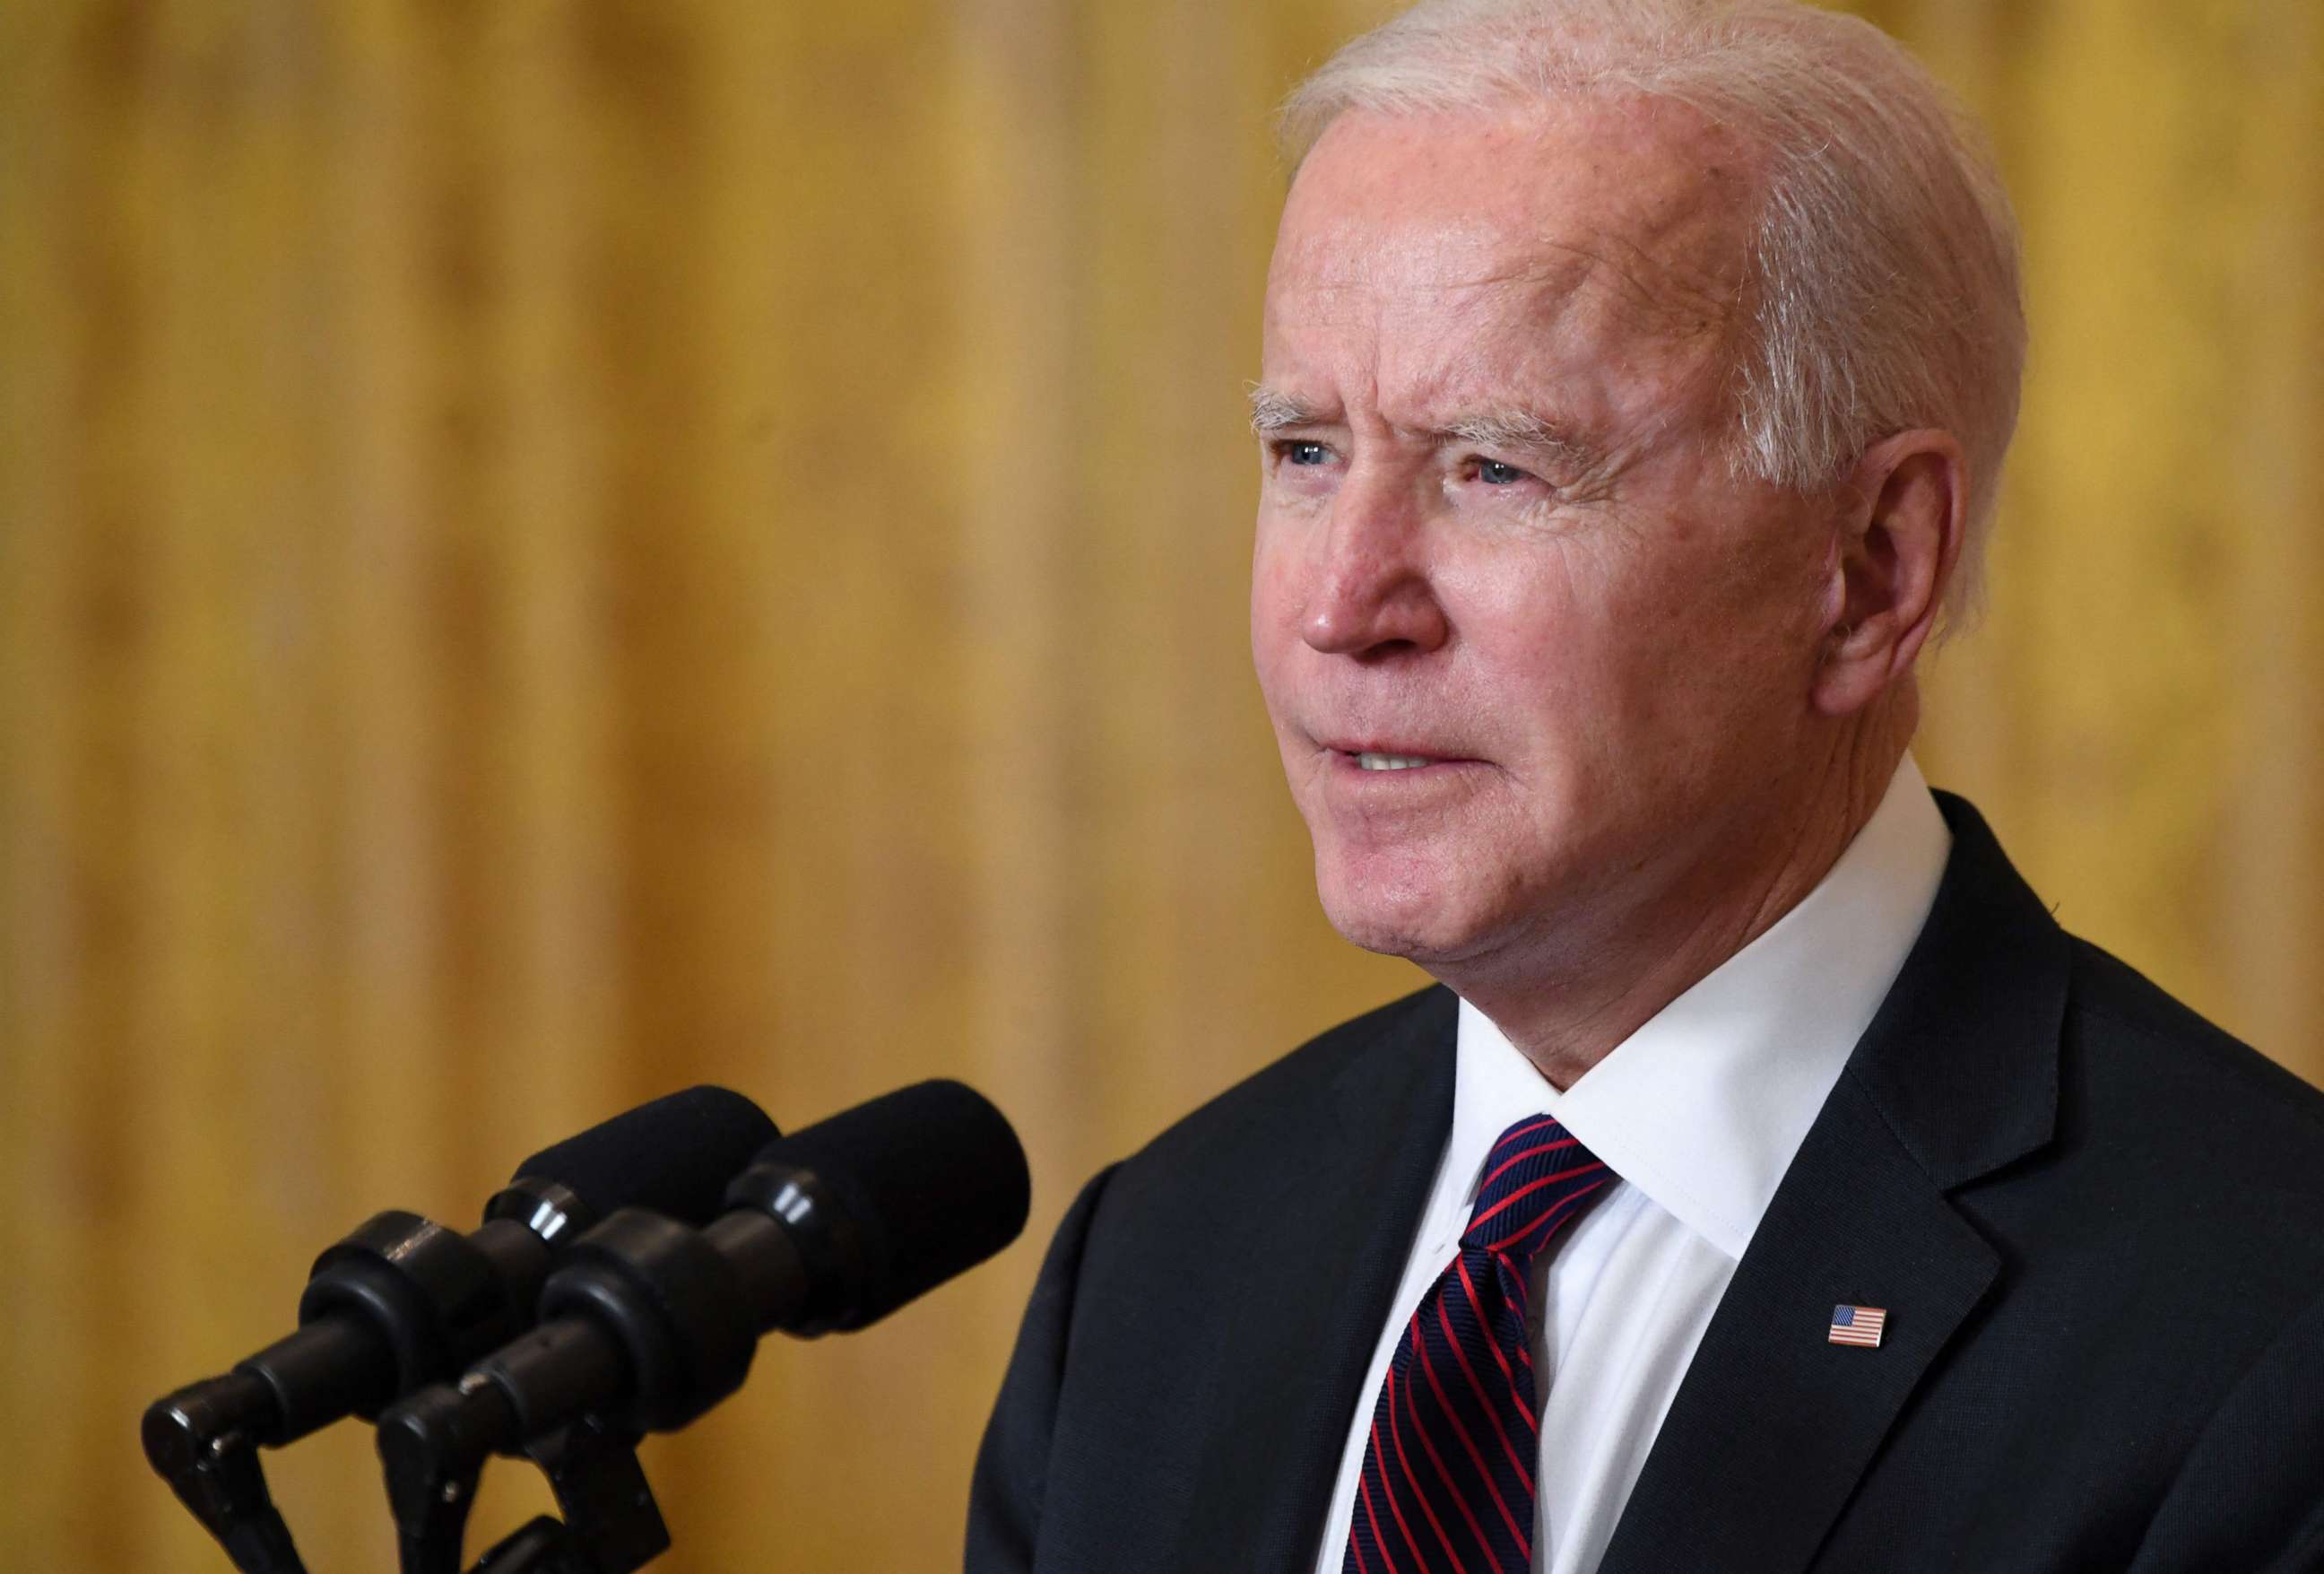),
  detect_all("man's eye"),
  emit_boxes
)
[1278,439,1332,466]
[1474,458,1531,486]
